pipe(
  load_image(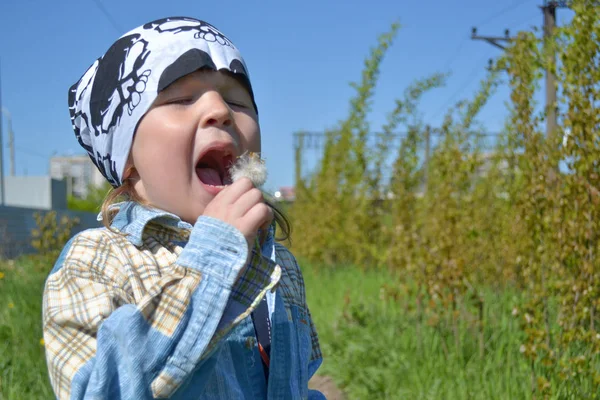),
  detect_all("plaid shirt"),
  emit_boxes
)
[42,201,323,399]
